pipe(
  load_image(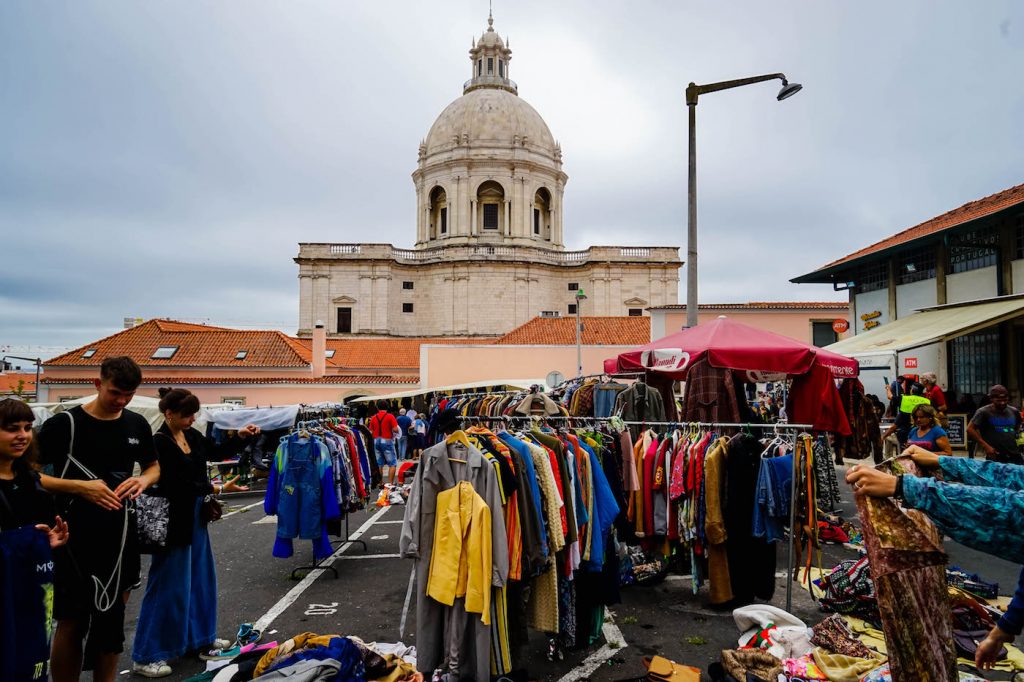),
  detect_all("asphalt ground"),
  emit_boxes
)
[111,465,1023,681]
